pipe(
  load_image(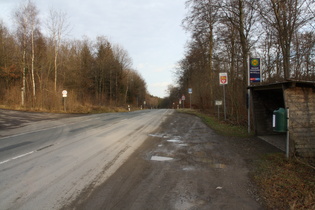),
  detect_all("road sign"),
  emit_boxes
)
[188,88,192,94]
[249,58,261,83]
[182,95,185,101]
[62,90,67,97]
[219,73,228,85]
[215,100,222,106]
